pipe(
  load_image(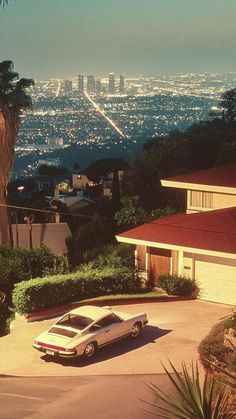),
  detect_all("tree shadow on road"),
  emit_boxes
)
[41,325,172,367]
